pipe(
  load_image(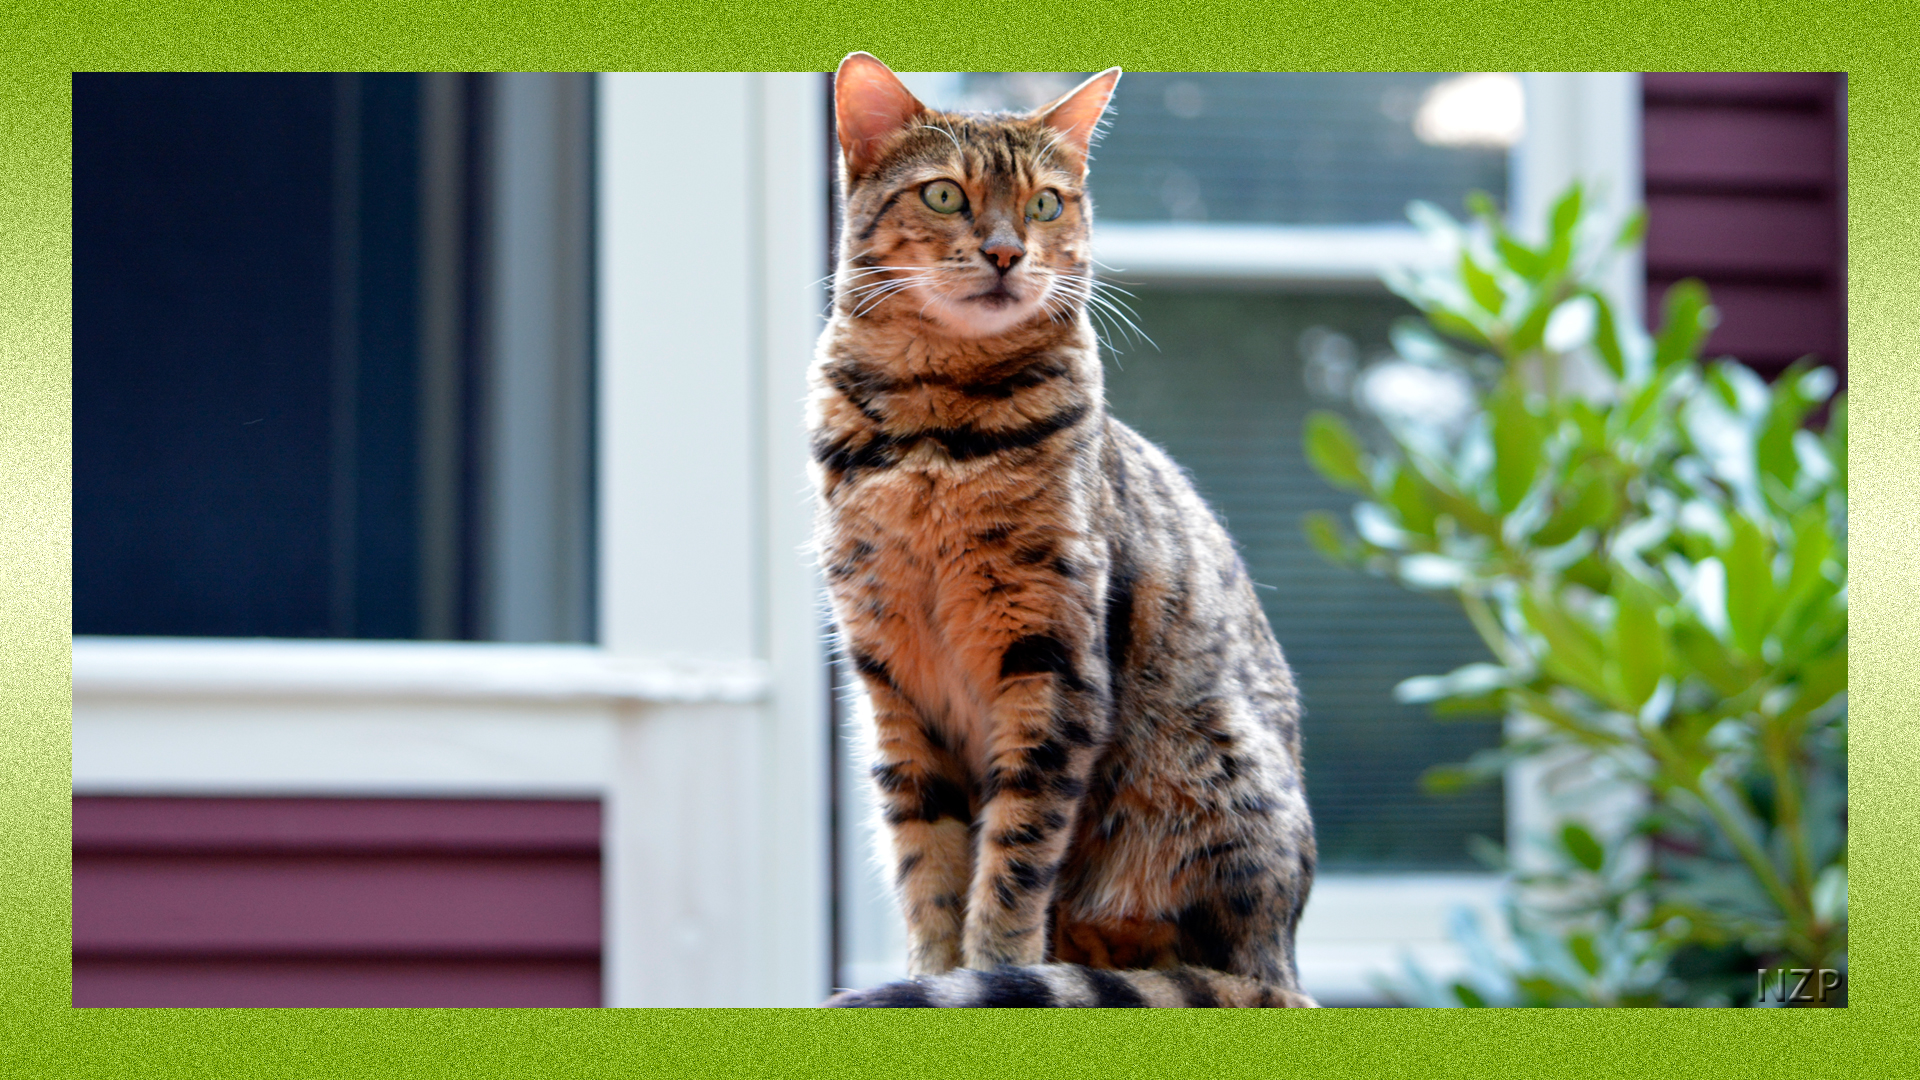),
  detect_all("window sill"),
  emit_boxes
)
[73,636,769,705]
[1091,222,1443,285]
